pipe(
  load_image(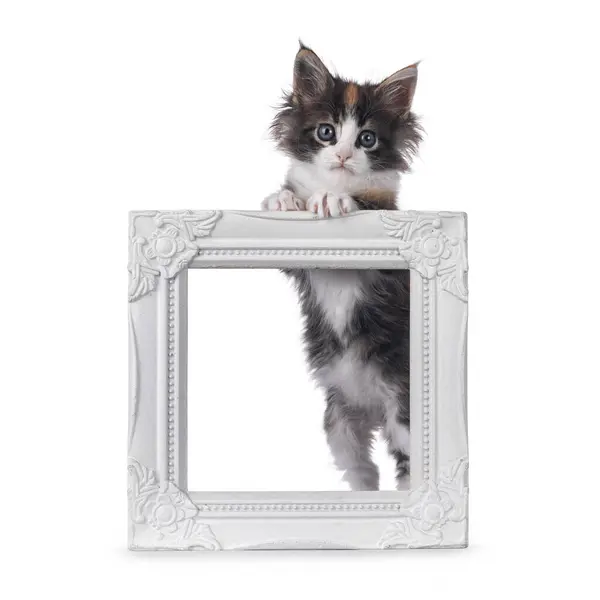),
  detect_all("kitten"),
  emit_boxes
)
[262,44,422,491]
